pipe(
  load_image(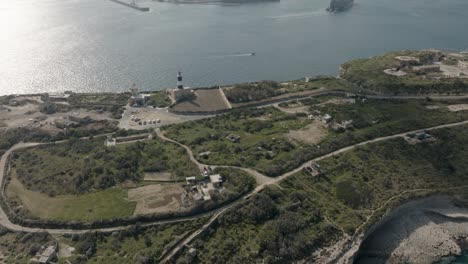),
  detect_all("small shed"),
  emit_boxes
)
[209,174,223,188]
[226,134,241,143]
[185,176,196,185]
[322,114,332,124]
[31,244,57,264]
